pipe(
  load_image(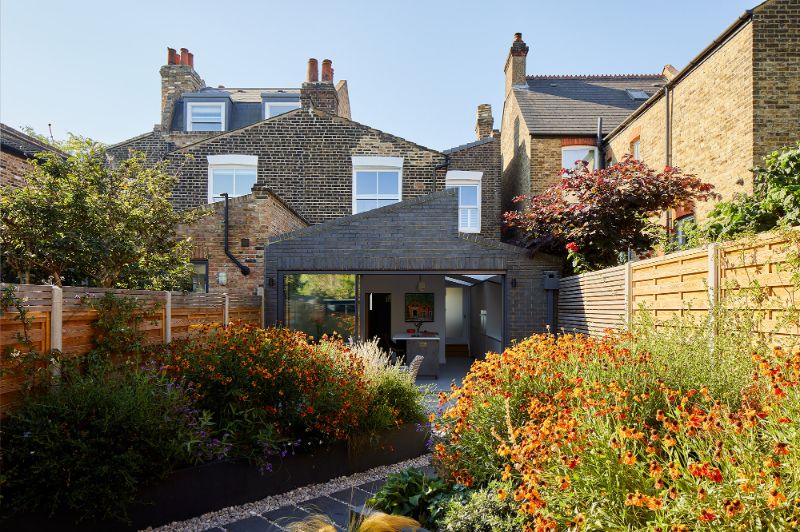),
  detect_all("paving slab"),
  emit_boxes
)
[327,486,373,508]
[224,515,272,532]
[262,504,311,530]
[354,478,386,494]
[297,496,350,530]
